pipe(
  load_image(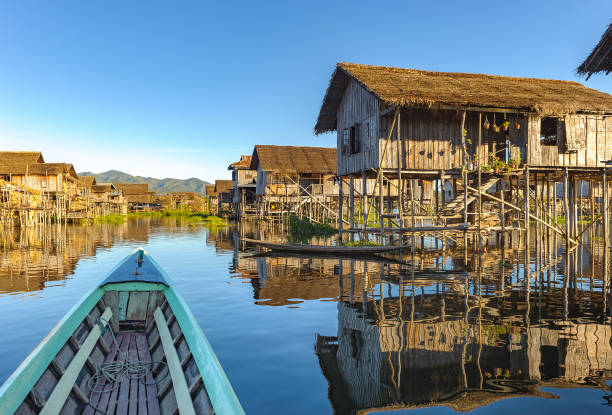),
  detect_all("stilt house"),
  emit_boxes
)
[228,155,257,218]
[205,184,217,213]
[113,183,160,211]
[248,145,341,220]
[214,180,233,213]
[315,62,612,237]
